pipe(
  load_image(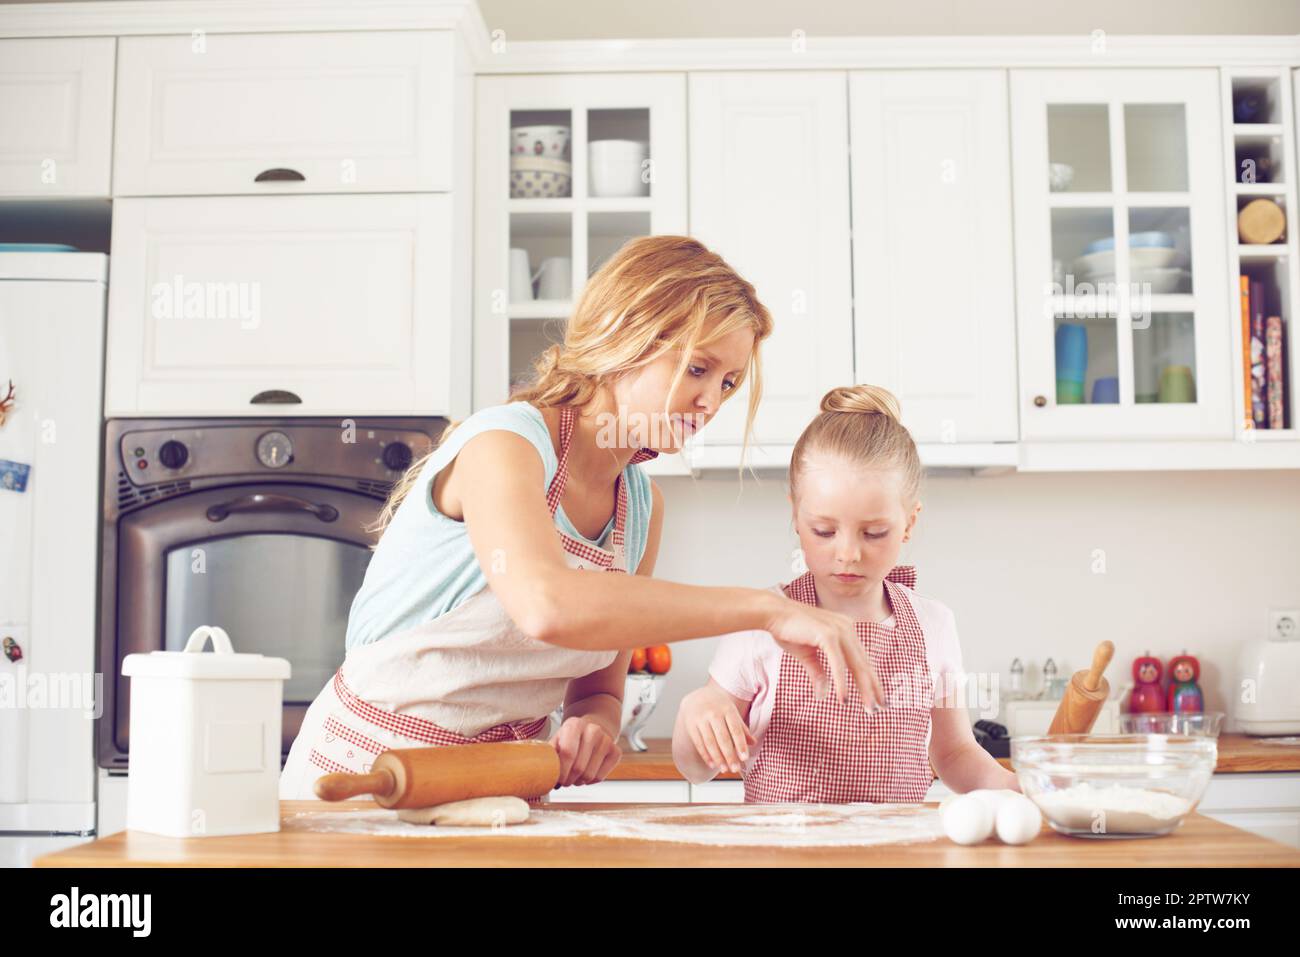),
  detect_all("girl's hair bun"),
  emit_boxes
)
[819,384,901,421]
